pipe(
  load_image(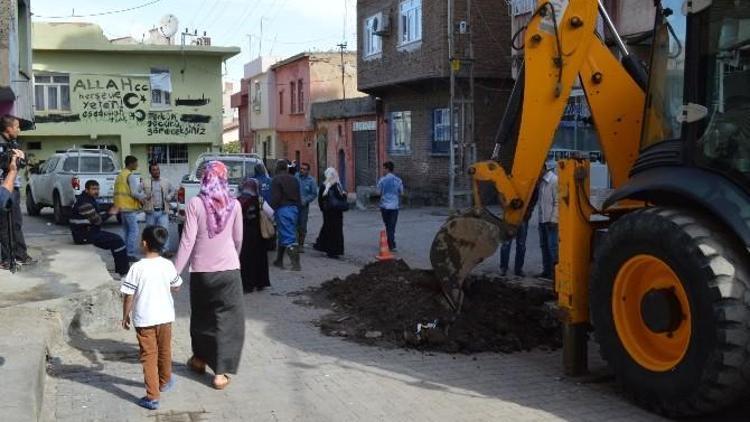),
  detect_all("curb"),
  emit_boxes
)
[1,281,121,422]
